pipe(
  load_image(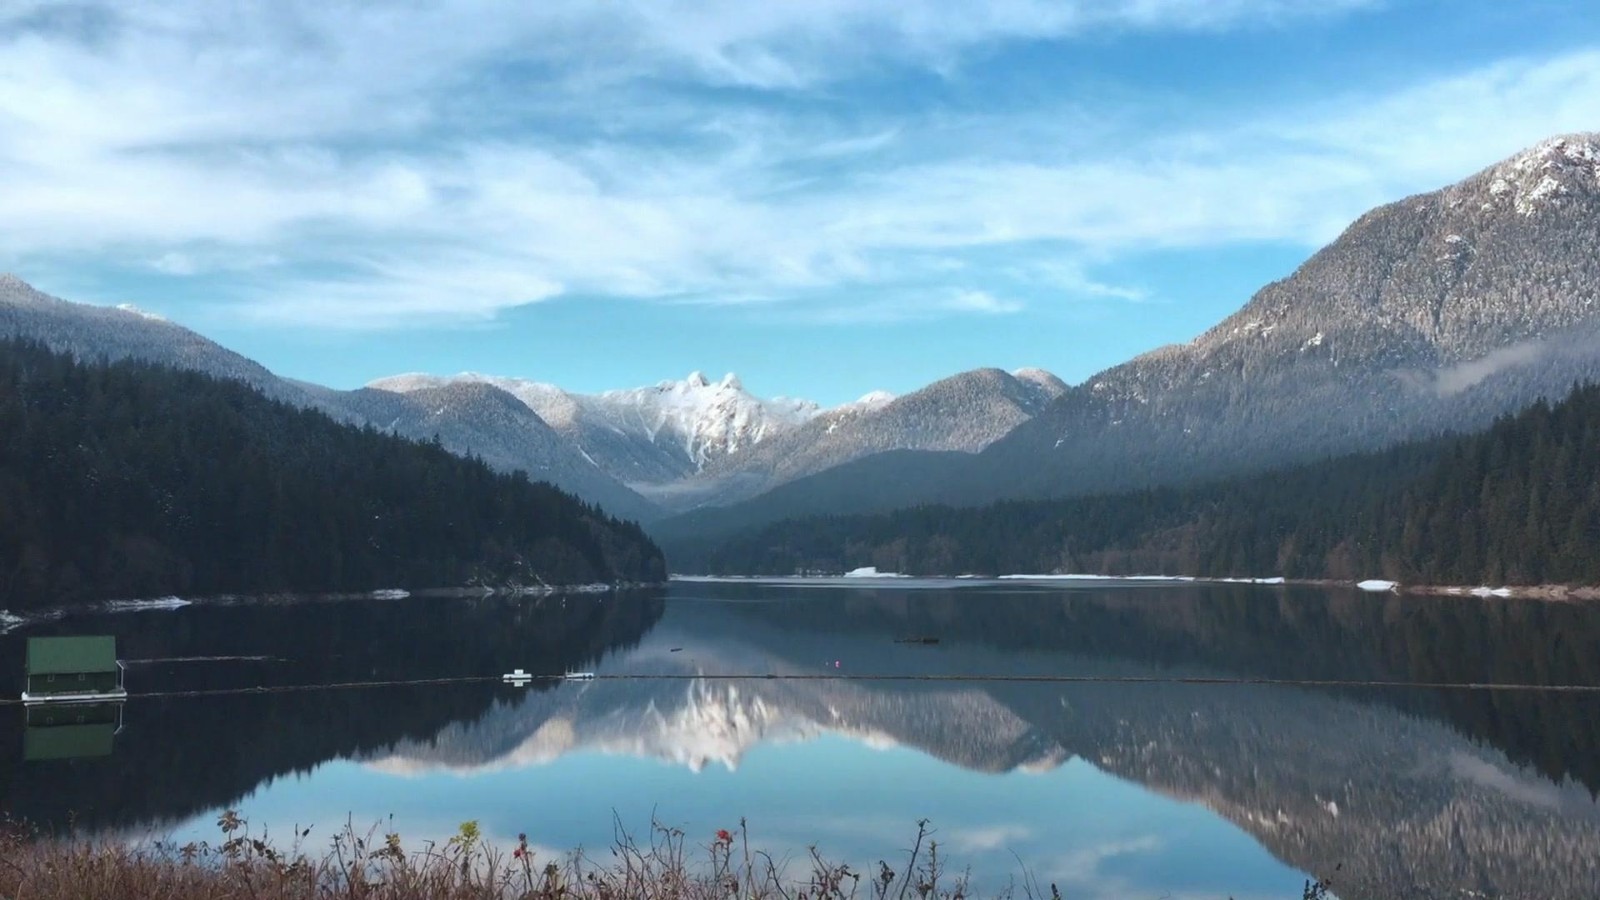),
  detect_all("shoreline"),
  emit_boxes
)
[0,581,668,633]
[9,575,1595,634]
[671,572,1600,602]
